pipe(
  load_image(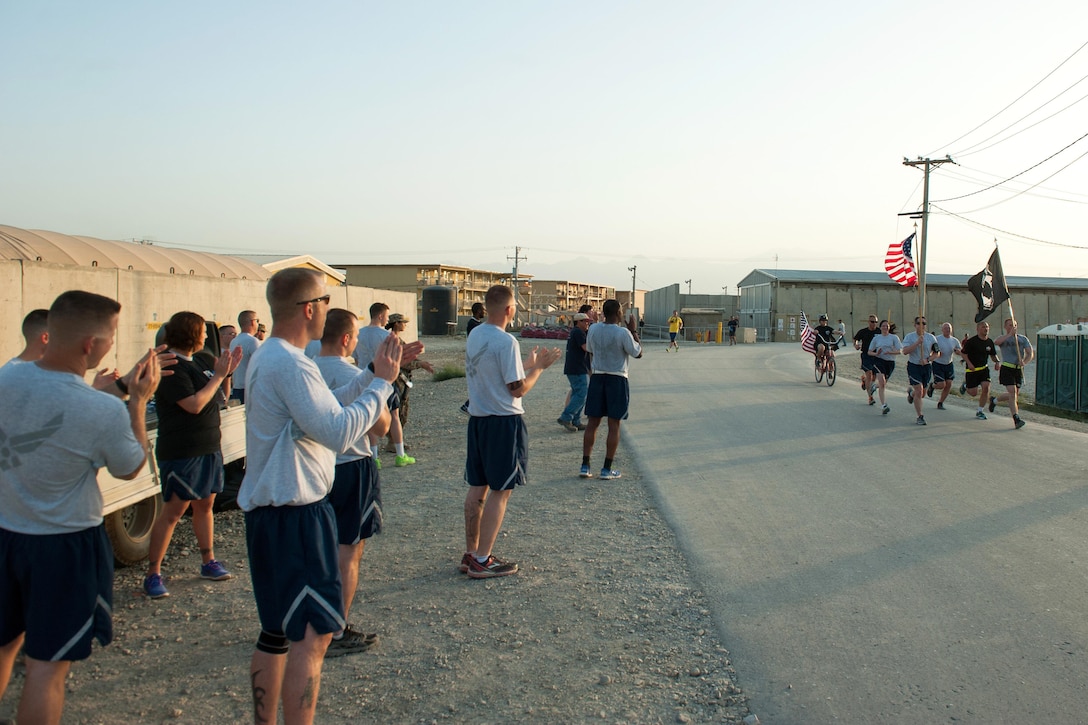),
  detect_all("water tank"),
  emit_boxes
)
[421,285,457,336]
